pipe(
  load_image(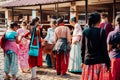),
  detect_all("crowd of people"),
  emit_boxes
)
[1,12,120,80]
